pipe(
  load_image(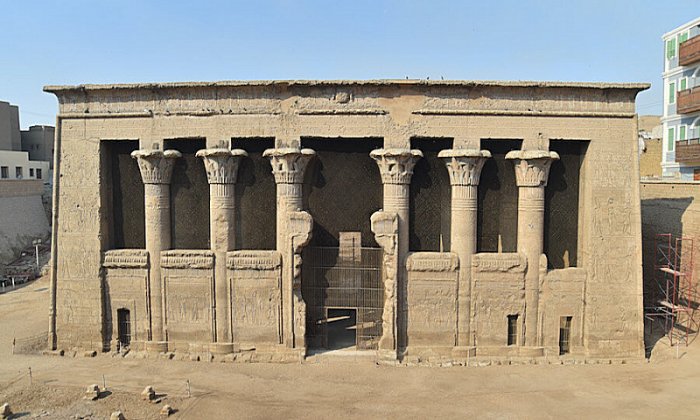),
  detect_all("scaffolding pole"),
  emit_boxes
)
[645,234,697,347]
